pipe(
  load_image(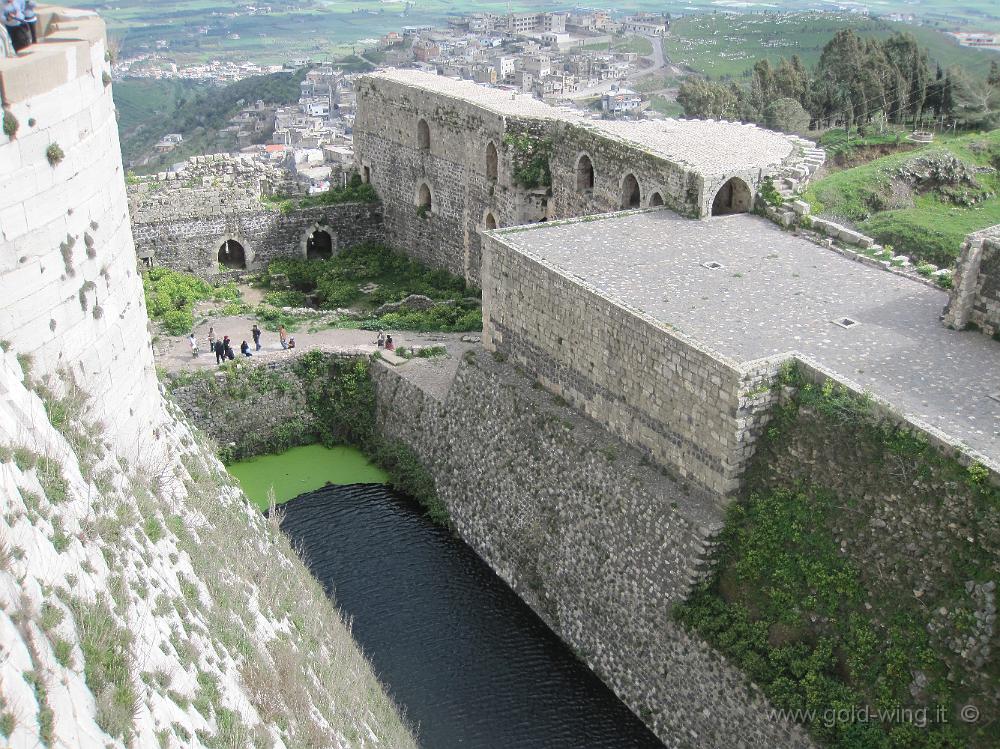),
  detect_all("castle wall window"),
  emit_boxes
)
[576,154,595,192]
[417,118,430,151]
[486,142,498,181]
